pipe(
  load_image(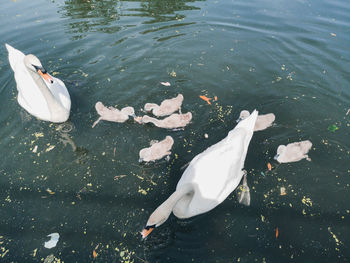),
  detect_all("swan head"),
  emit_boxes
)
[237,110,250,123]
[141,115,152,124]
[24,54,54,84]
[182,112,193,122]
[274,145,286,160]
[141,205,171,239]
[121,106,135,117]
[144,103,158,112]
